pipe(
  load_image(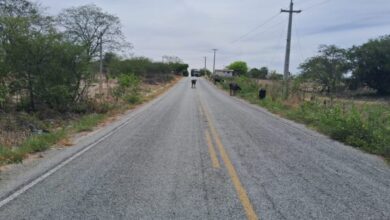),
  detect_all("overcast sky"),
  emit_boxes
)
[36,0,390,74]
